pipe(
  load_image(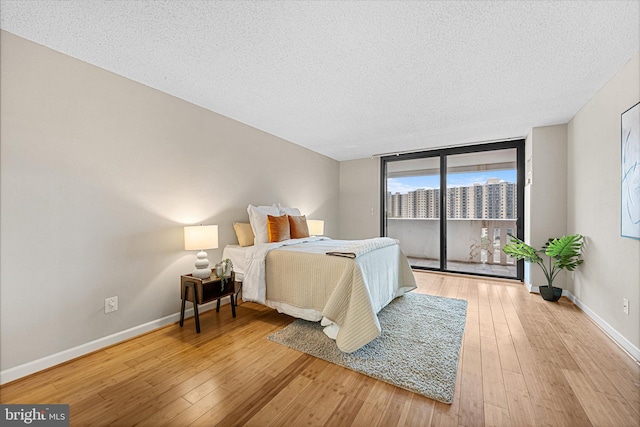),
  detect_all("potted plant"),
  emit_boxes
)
[214,258,233,291]
[502,234,584,301]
